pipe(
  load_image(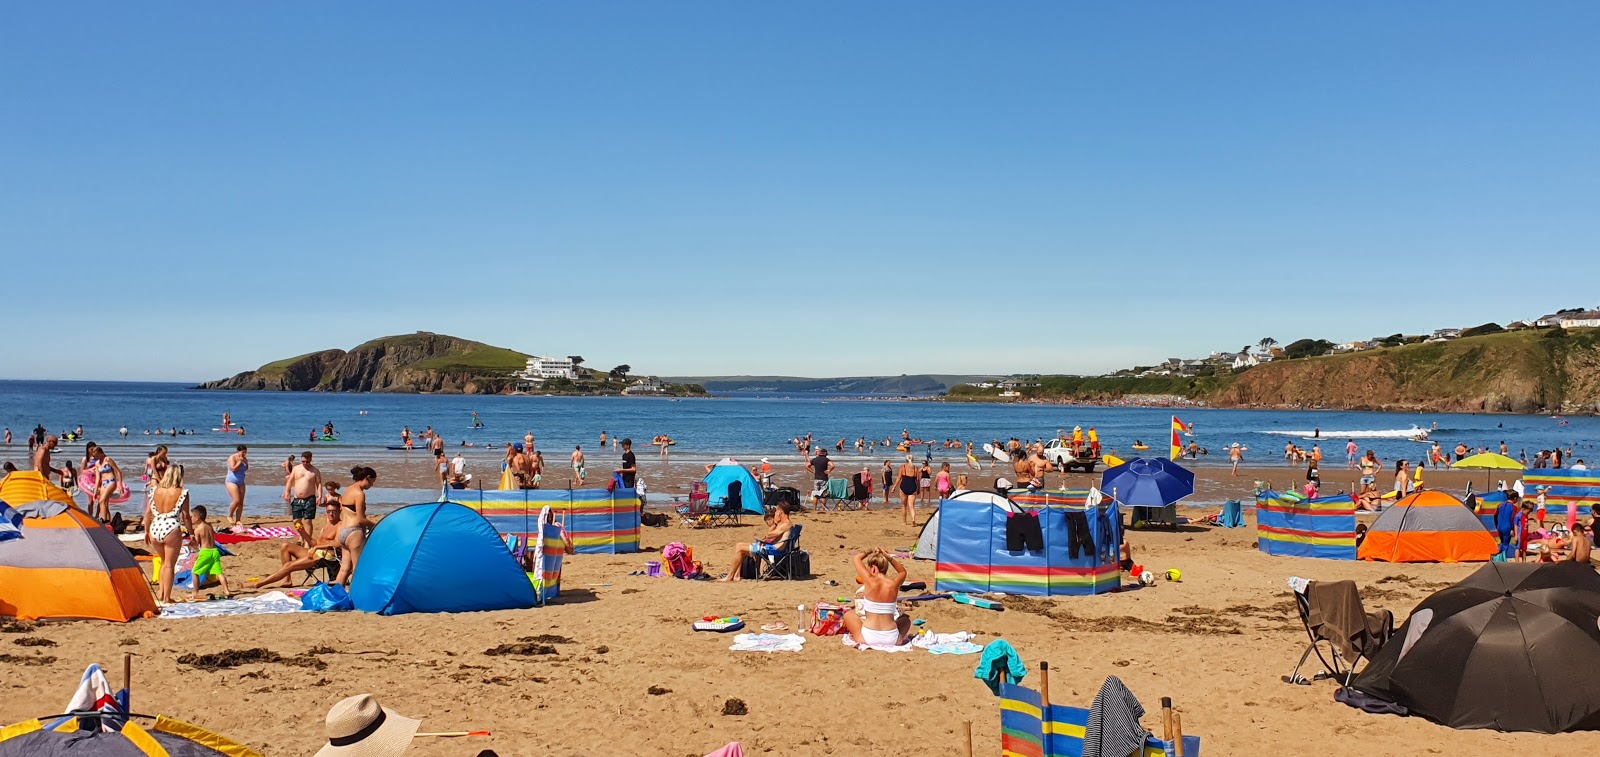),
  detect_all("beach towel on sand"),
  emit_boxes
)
[975,639,1026,695]
[729,633,805,652]
[703,743,744,757]
[158,591,305,619]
